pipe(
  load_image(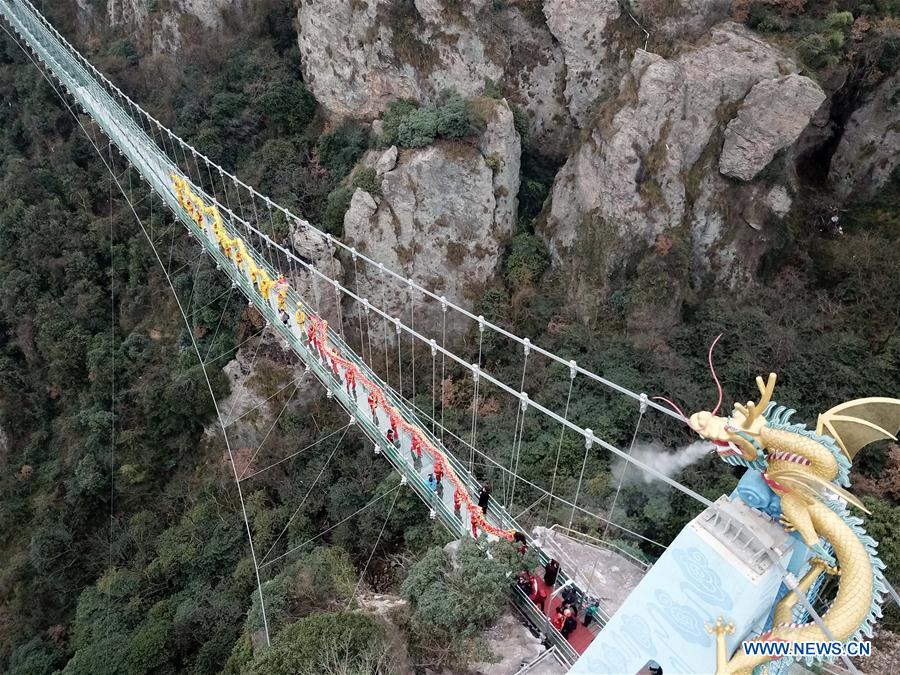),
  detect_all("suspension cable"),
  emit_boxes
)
[241,421,351,482]
[260,483,402,569]
[236,379,304,479]
[260,424,350,563]
[4,58,274,643]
